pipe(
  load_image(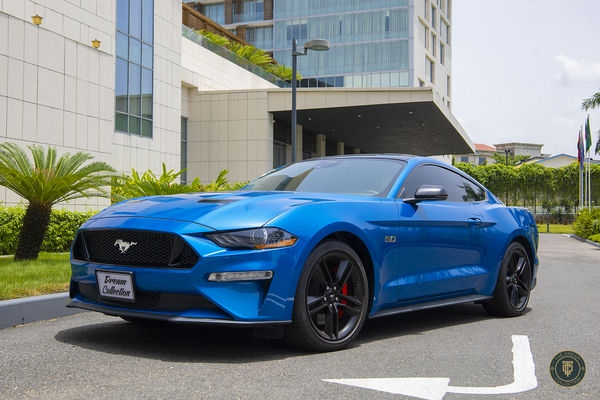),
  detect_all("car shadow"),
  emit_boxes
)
[357,302,496,345]
[54,319,302,363]
[54,303,529,362]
